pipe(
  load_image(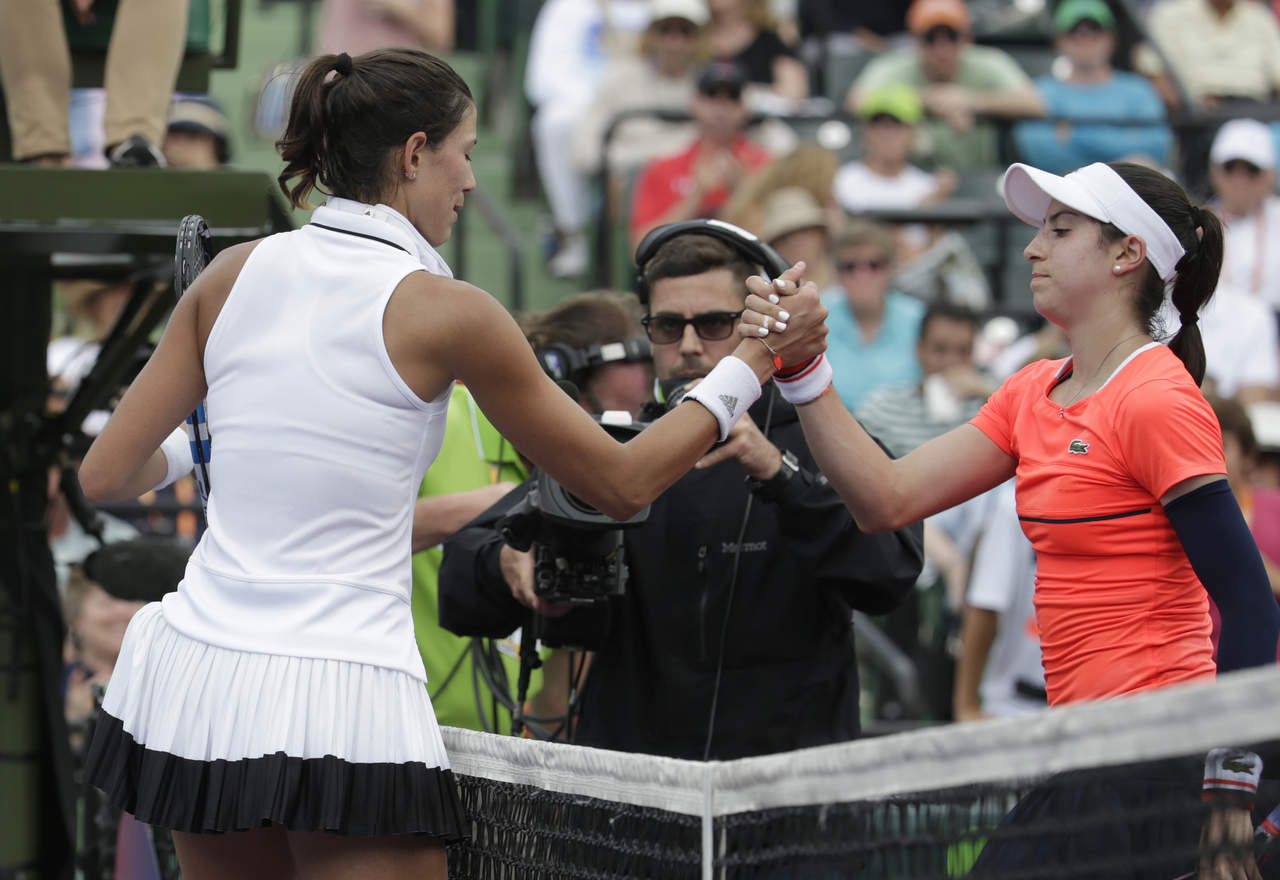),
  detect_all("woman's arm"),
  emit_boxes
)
[79,243,256,503]
[388,267,826,522]
[1163,476,1280,673]
[790,392,1015,532]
